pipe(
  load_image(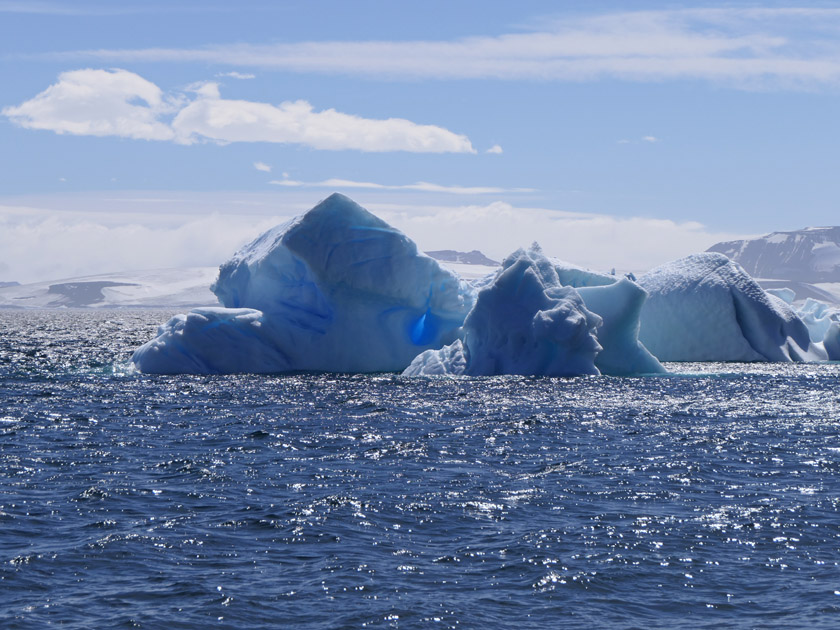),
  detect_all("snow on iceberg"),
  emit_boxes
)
[132,193,473,374]
[404,246,664,376]
[637,253,825,362]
